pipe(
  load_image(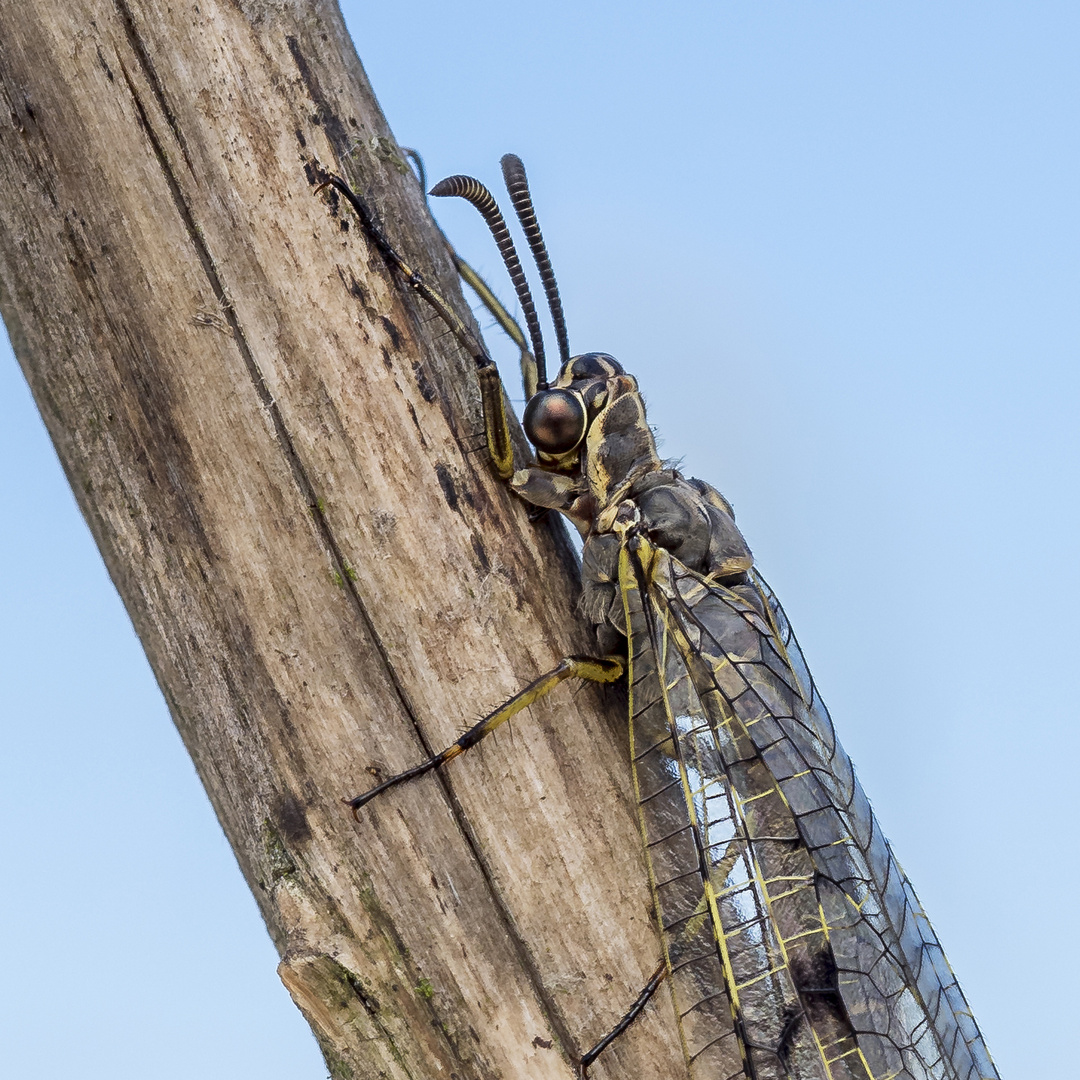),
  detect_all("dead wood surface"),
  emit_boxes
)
[0,2,688,1077]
